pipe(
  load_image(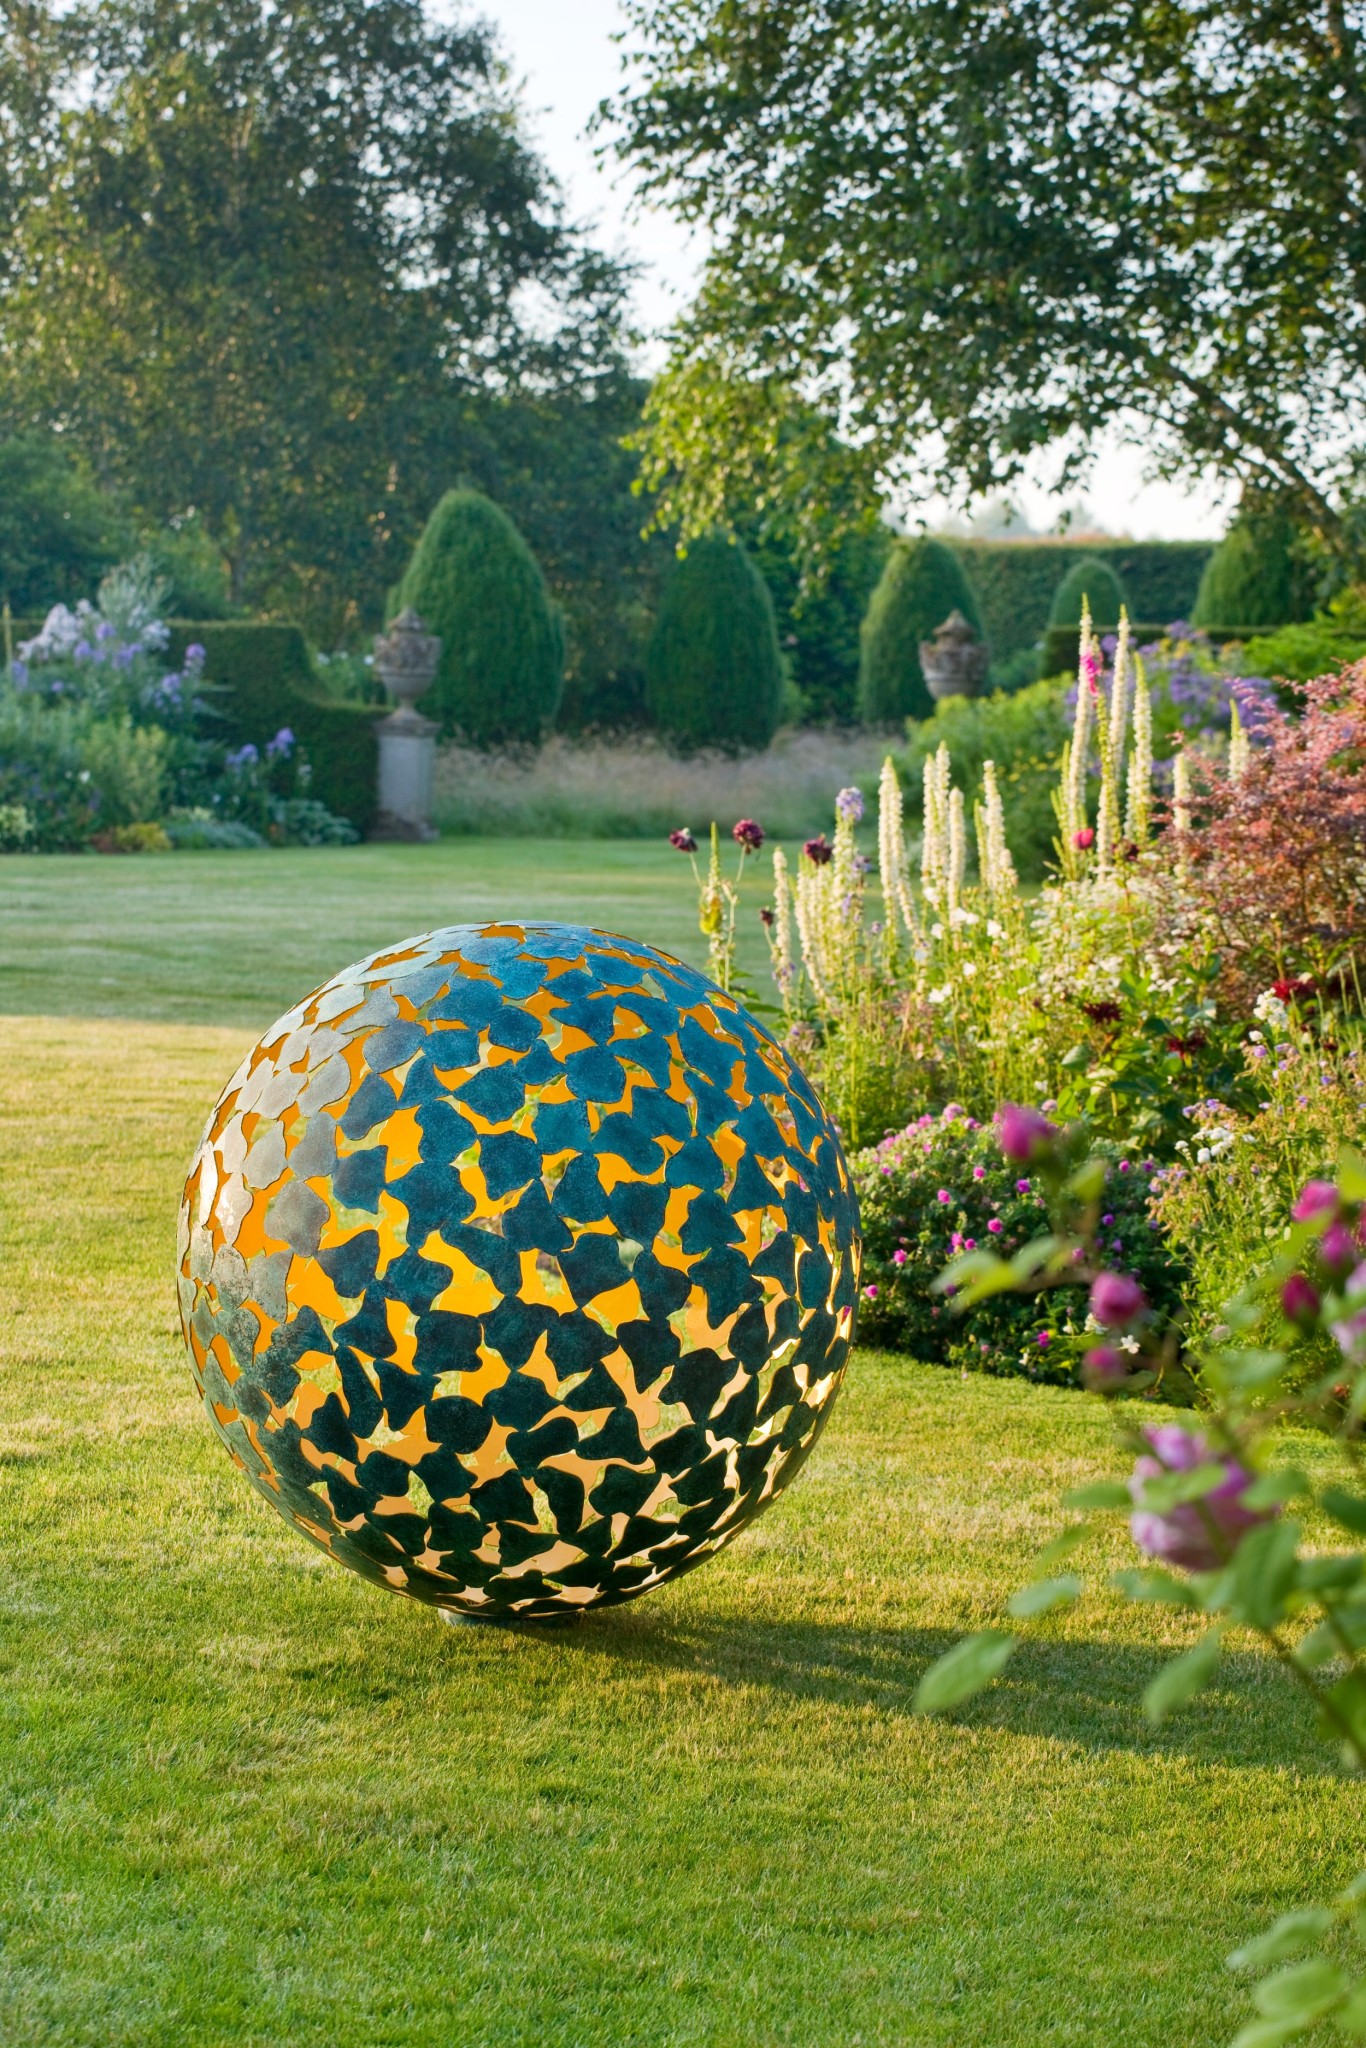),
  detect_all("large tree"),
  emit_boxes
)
[610,0,1366,564]
[0,0,628,633]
